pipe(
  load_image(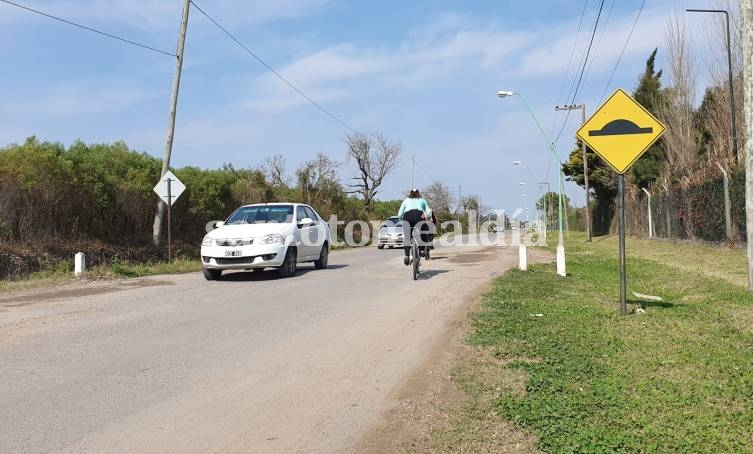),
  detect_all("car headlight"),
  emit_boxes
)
[259,233,285,245]
[202,237,215,247]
